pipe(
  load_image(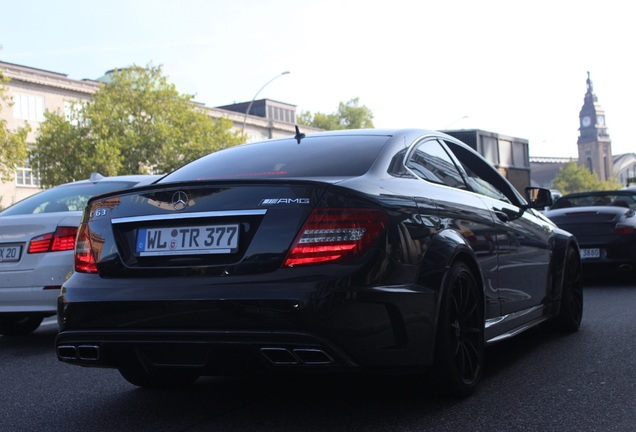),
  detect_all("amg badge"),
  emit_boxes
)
[260,198,310,206]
